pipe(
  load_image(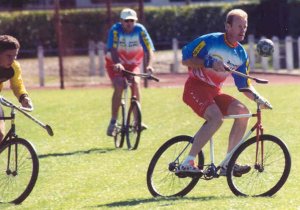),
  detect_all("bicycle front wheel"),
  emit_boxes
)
[147,135,205,197]
[227,135,291,197]
[0,138,39,204]
[114,103,125,148]
[126,100,142,150]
